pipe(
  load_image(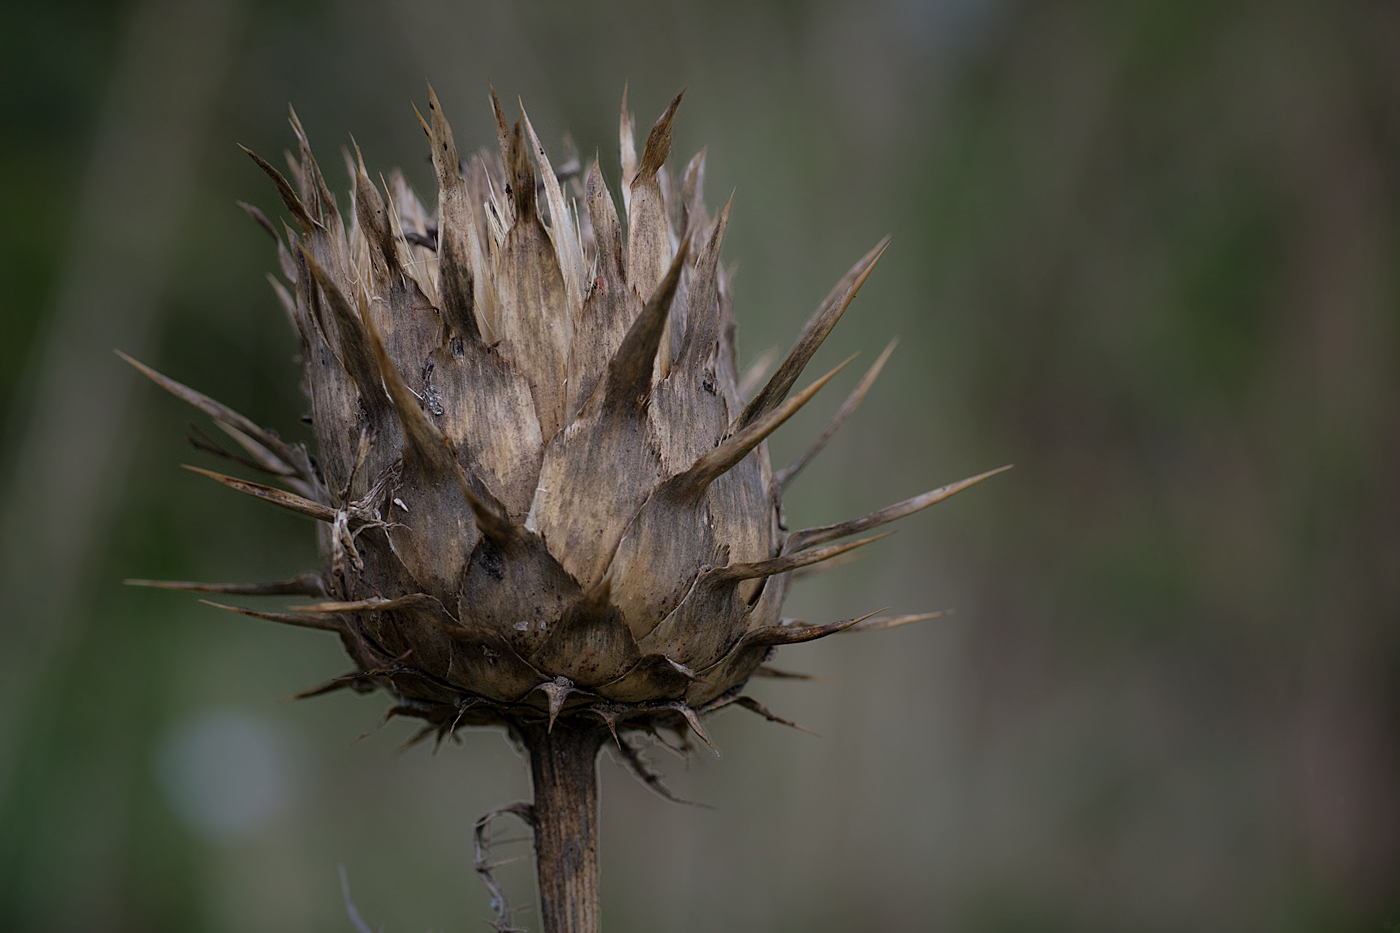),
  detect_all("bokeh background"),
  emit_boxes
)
[3,0,1398,930]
